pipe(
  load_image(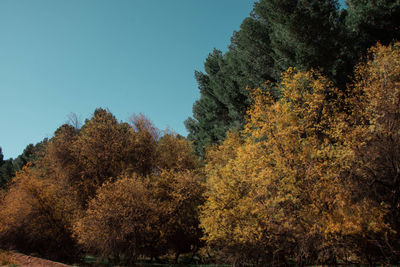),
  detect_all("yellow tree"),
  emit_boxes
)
[201,68,387,266]
[338,42,400,263]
